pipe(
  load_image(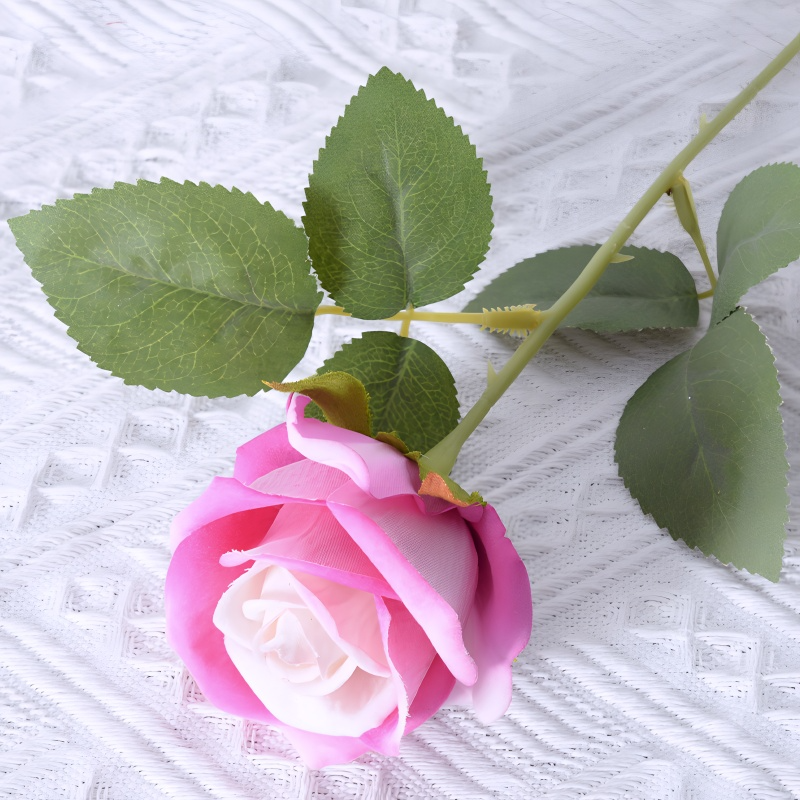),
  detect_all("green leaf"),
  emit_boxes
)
[307,331,459,452]
[266,371,371,437]
[615,308,788,580]
[303,67,493,319]
[464,245,699,332]
[8,179,321,397]
[712,163,800,325]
